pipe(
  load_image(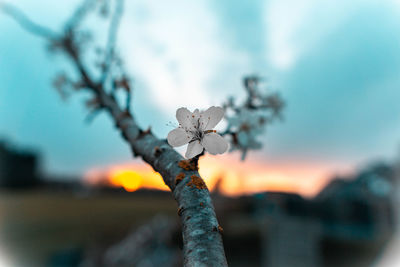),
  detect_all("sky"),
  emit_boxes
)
[1,0,400,186]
